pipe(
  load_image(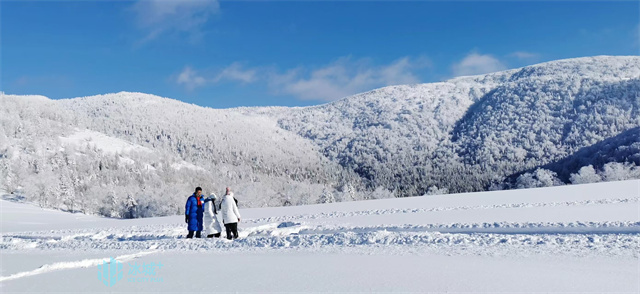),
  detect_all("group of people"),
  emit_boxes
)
[185,186,242,240]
